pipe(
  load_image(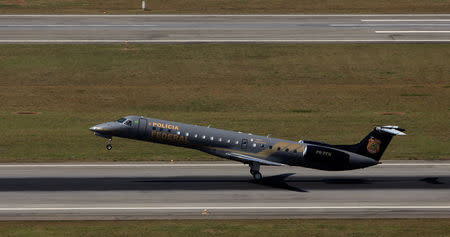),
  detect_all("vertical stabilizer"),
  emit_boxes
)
[335,126,406,161]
